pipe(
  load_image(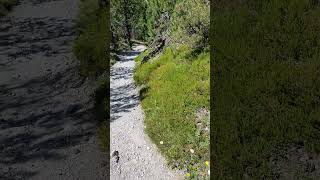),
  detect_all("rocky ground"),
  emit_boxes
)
[0,0,108,179]
[110,45,183,180]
